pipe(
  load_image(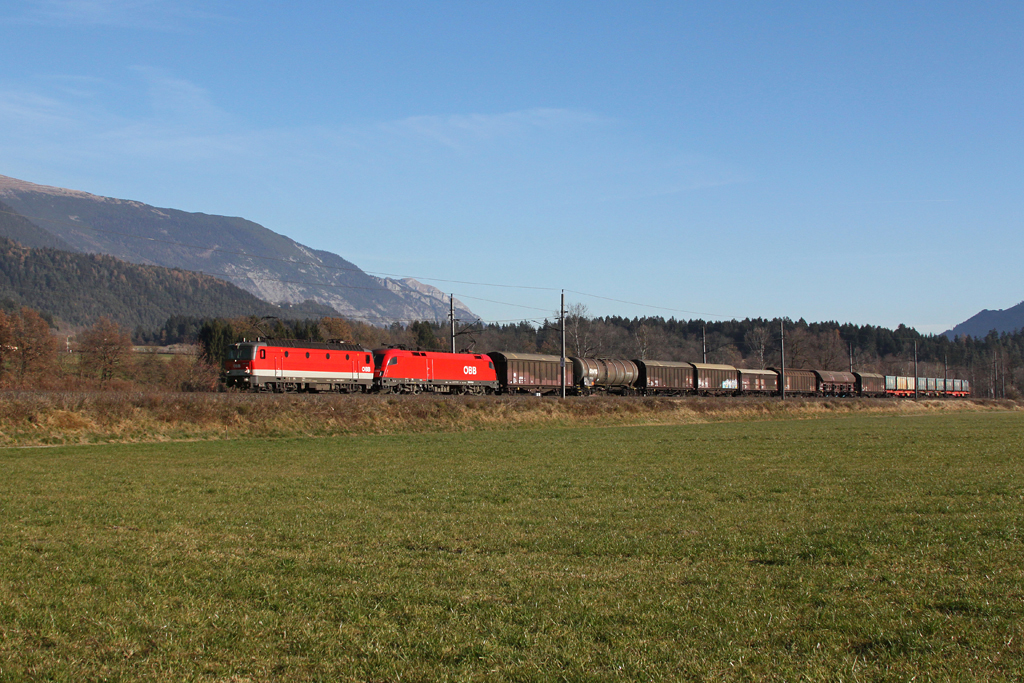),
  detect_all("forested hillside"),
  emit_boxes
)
[0,237,337,329]
[0,175,476,323]
[0,200,72,250]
